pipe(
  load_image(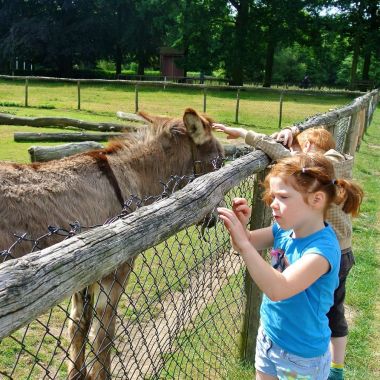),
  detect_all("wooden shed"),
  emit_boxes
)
[159,47,184,79]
